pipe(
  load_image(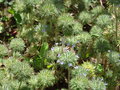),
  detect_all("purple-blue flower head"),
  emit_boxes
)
[57,54,61,57]
[42,29,46,32]
[57,60,60,63]
[51,47,54,51]
[72,44,75,48]
[67,43,70,46]
[60,61,64,65]
[68,63,73,67]
[74,66,79,69]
